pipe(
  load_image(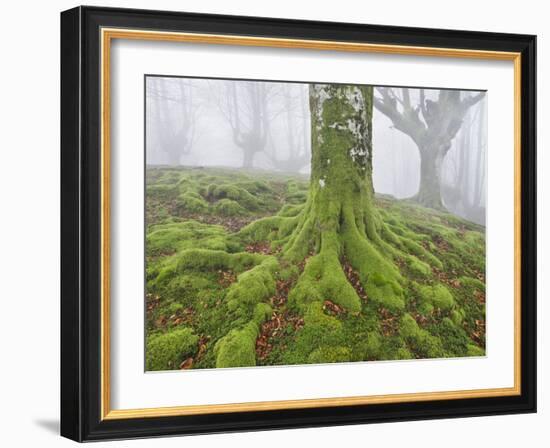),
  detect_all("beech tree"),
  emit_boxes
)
[211,83,455,367]
[374,87,485,210]
[213,81,272,168]
[147,77,197,165]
